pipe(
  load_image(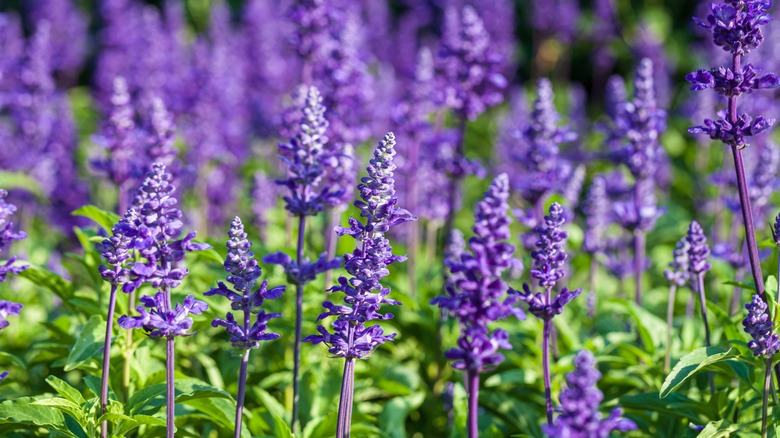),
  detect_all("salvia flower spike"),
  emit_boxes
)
[306,132,416,438]
[432,173,524,438]
[116,163,209,438]
[510,202,582,426]
[664,235,691,372]
[0,189,28,282]
[688,0,780,305]
[264,84,340,433]
[686,221,712,347]
[206,217,284,438]
[743,291,780,437]
[543,350,637,437]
